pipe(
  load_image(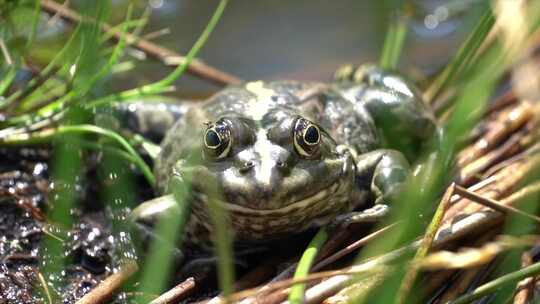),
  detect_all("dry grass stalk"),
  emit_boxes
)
[457,101,534,169]
[75,261,138,304]
[39,0,241,86]
[149,277,196,304]
[513,250,536,304]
